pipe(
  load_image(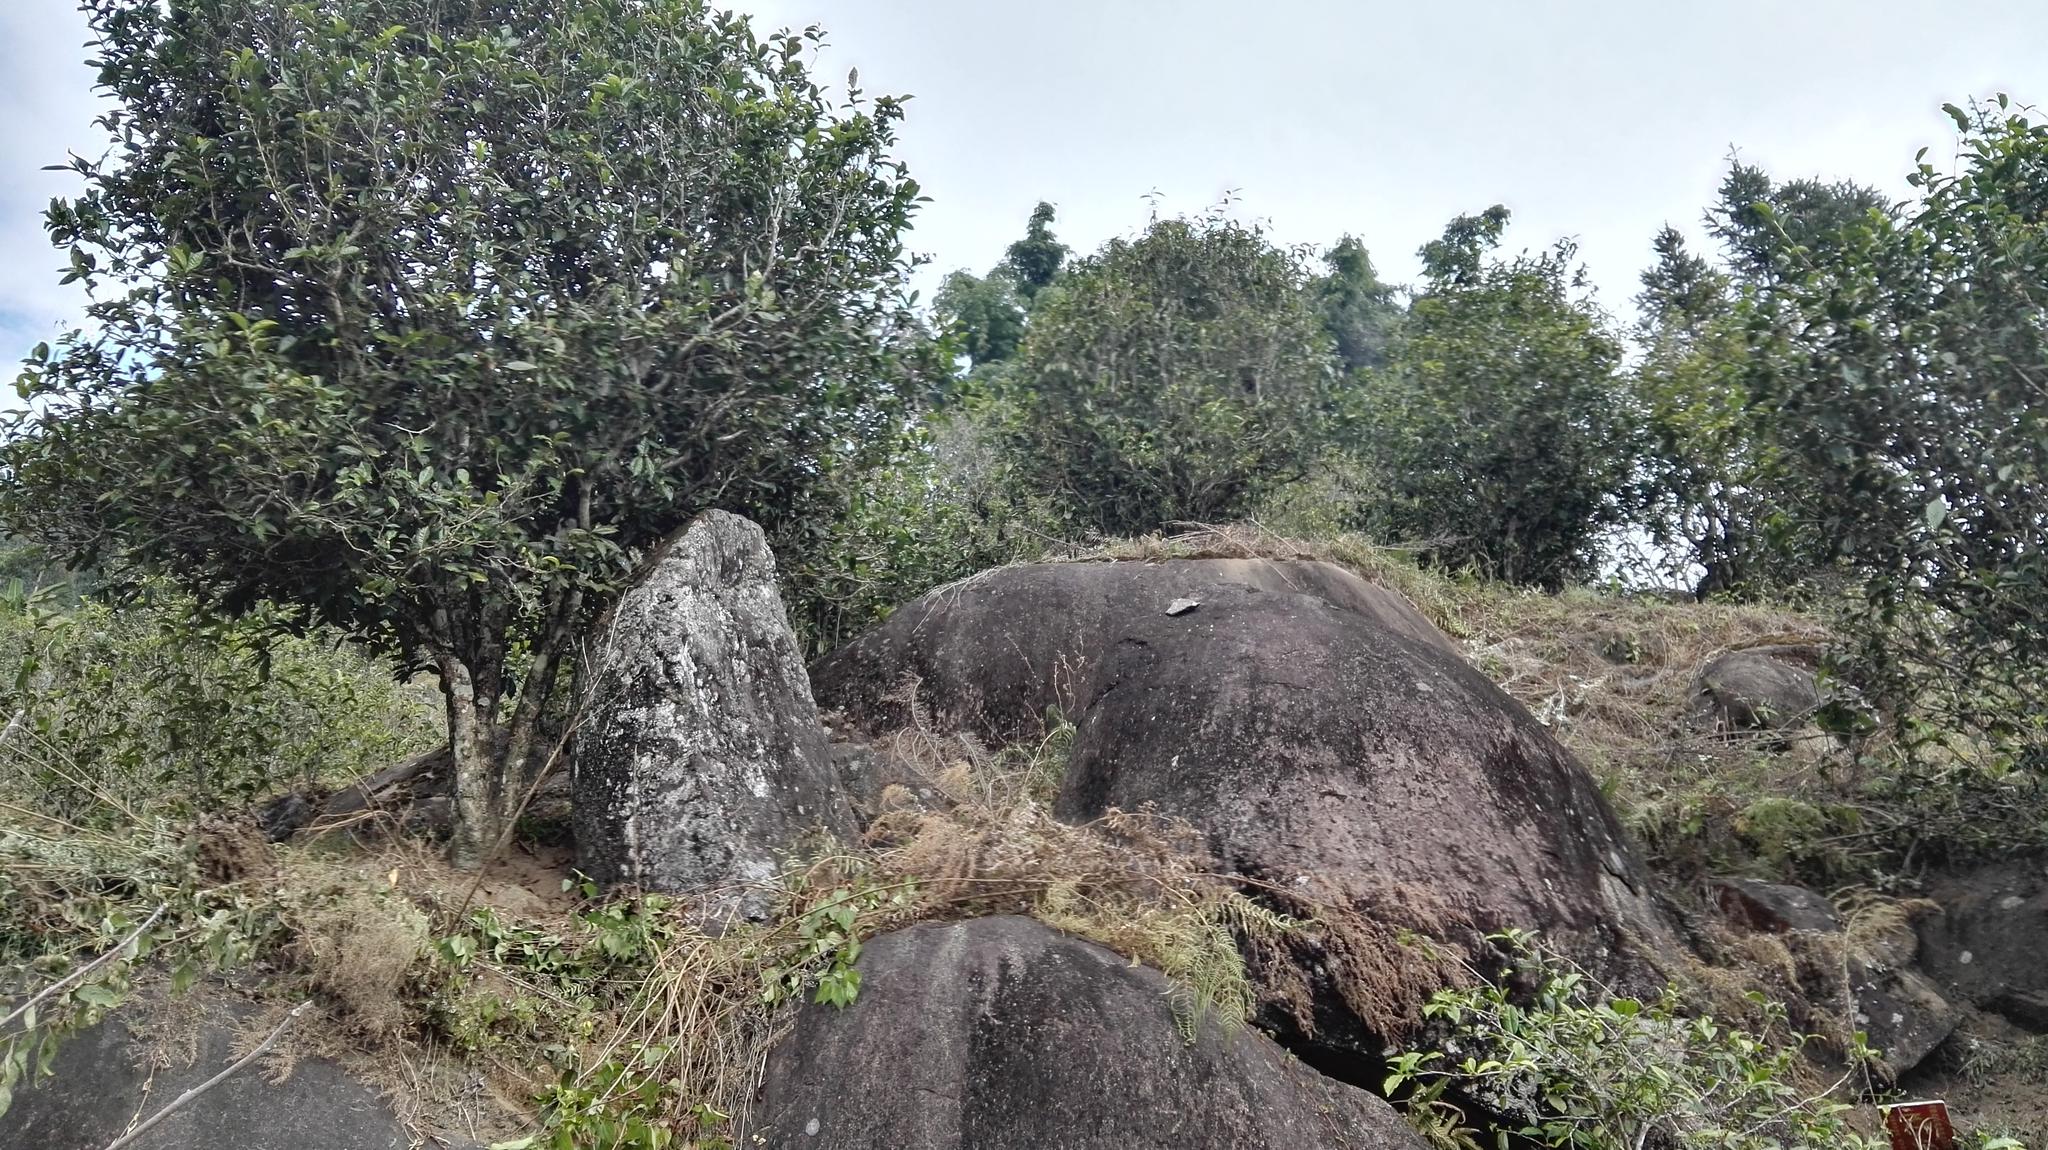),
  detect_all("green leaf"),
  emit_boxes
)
[1924,495,1947,531]
[73,983,121,1009]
